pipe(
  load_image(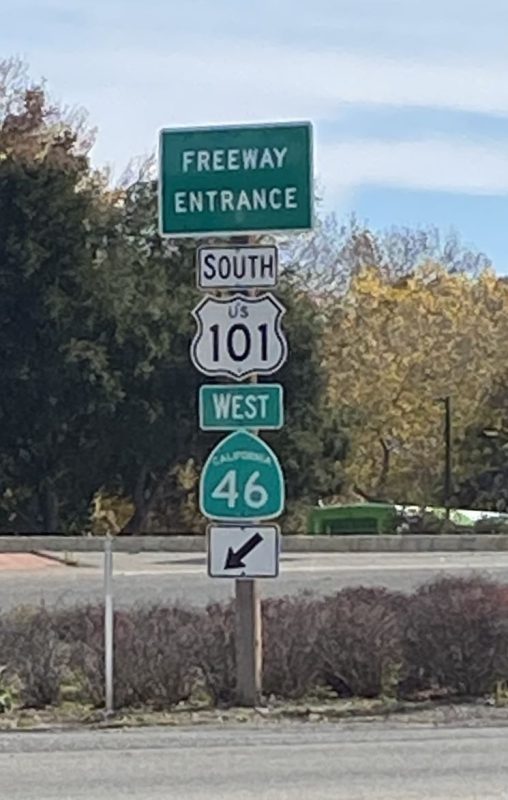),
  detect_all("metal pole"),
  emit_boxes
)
[444,396,452,520]
[104,535,114,714]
